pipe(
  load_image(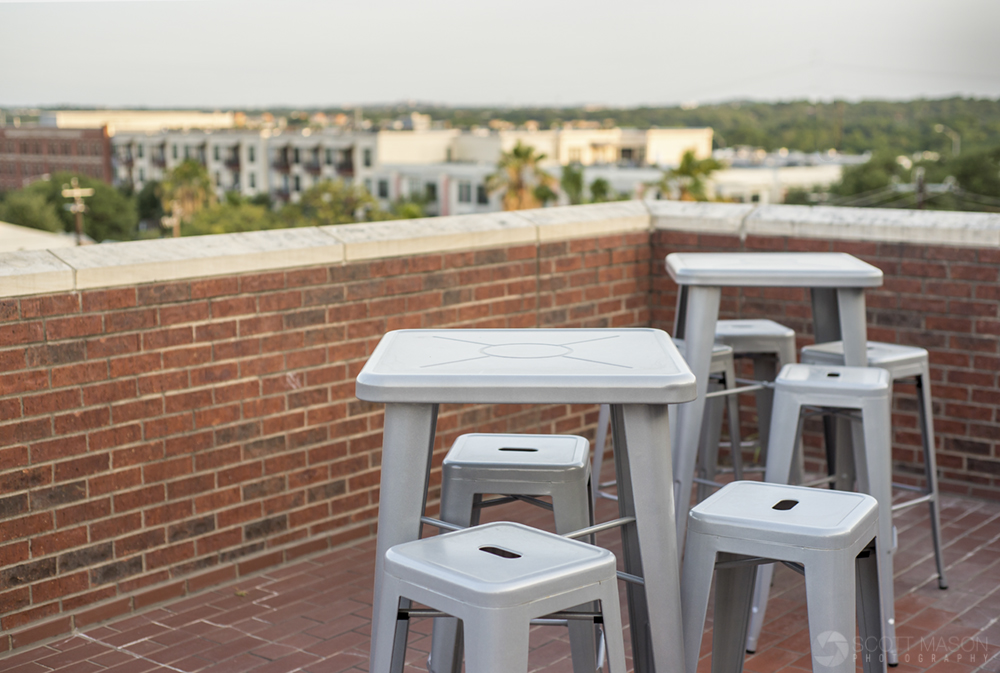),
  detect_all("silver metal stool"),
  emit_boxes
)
[714,319,797,469]
[430,433,597,673]
[372,522,627,673]
[748,364,897,665]
[800,340,948,590]
[681,481,885,673]
[592,339,742,506]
